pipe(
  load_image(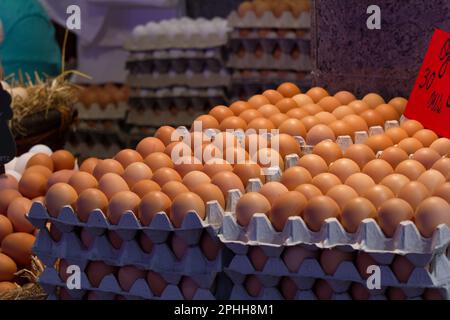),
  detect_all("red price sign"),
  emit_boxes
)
[404,29,450,138]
